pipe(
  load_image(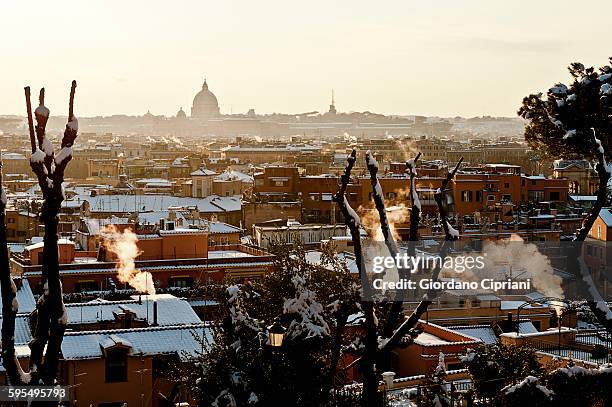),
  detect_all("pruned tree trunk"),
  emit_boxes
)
[364,151,421,340]
[327,310,349,387]
[336,151,464,396]
[333,150,379,406]
[378,158,463,354]
[0,82,78,390]
[572,134,612,330]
